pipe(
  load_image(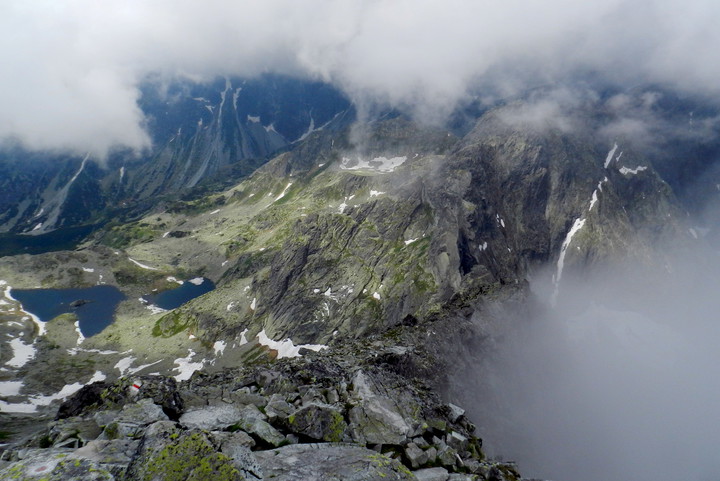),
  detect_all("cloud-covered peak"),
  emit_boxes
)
[1,0,718,156]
